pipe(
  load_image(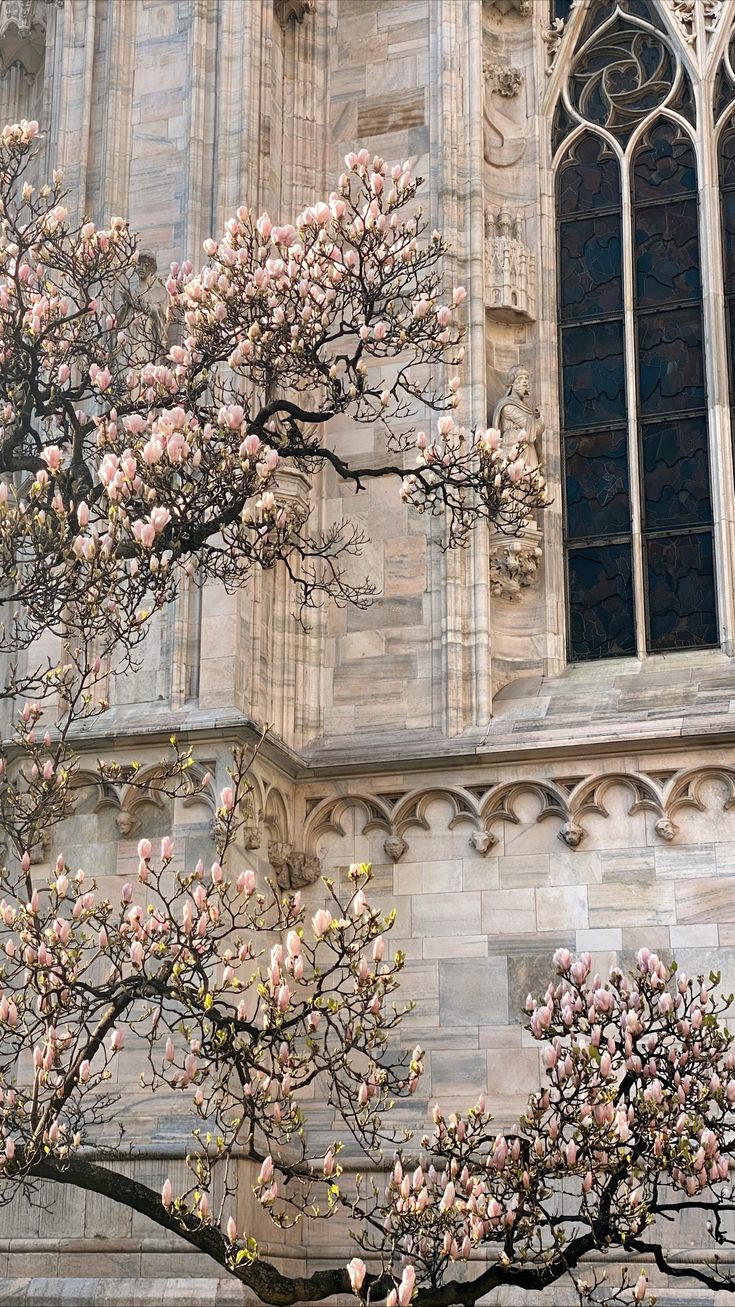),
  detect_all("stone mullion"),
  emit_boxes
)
[466,0,492,725]
[183,0,218,264]
[52,0,97,222]
[430,0,478,736]
[98,0,137,225]
[620,143,647,659]
[696,76,735,654]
